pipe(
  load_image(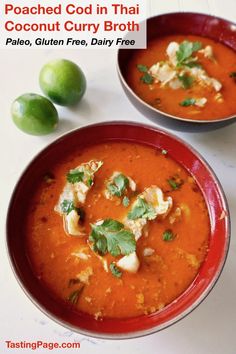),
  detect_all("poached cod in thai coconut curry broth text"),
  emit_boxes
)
[26,142,210,319]
[127,35,236,121]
